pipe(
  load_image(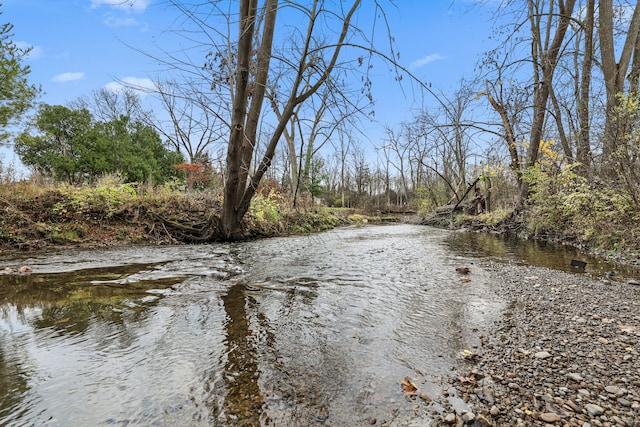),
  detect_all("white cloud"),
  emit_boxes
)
[16,42,43,60]
[409,54,446,70]
[104,76,156,94]
[103,15,139,27]
[52,72,85,83]
[90,0,149,13]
